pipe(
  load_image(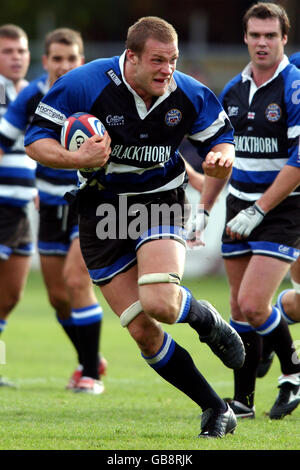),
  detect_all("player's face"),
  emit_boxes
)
[244,17,287,71]
[43,42,84,86]
[0,36,30,84]
[127,38,178,104]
